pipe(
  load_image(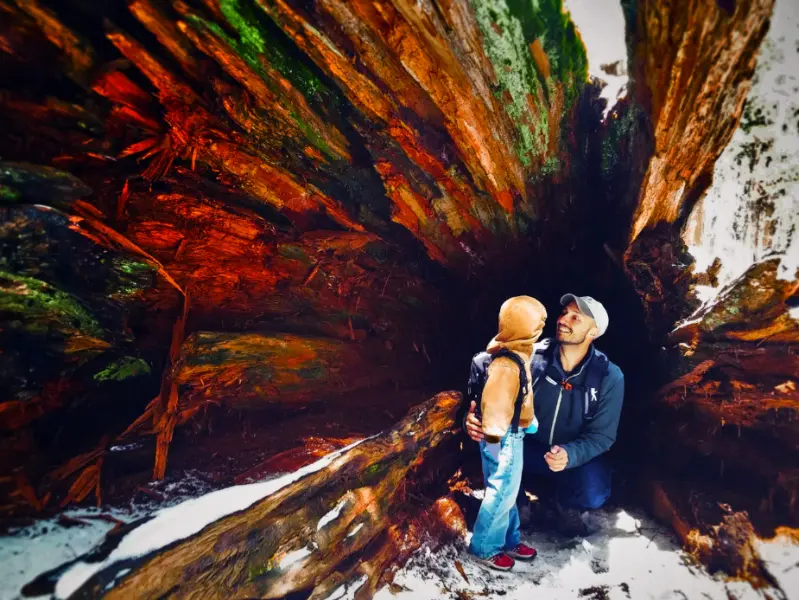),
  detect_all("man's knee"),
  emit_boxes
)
[579,483,610,510]
[560,457,611,511]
